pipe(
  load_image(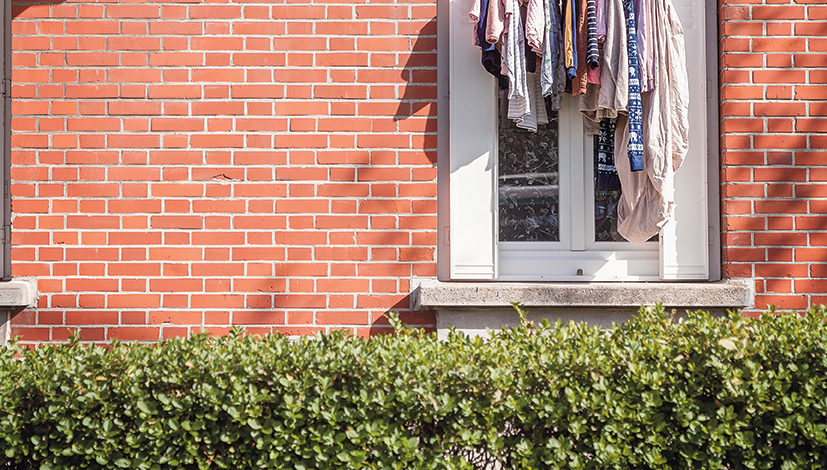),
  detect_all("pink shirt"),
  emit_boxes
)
[524,0,546,53]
